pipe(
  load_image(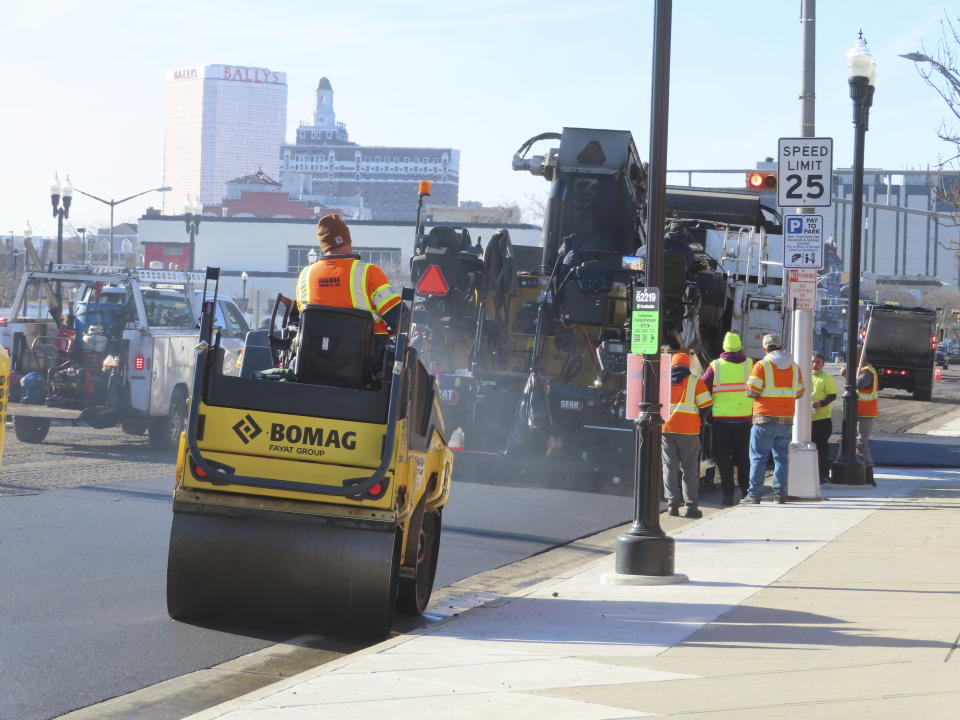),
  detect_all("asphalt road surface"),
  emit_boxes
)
[0,425,632,720]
